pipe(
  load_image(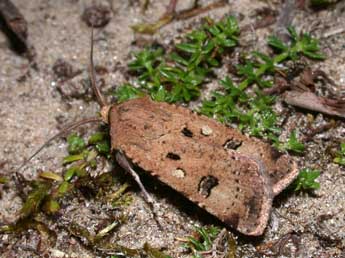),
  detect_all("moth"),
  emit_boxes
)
[23,35,298,237]
[108,97,298,236]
